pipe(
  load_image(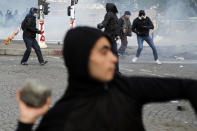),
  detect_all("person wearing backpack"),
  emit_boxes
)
[21,8,47,66]
[118,11,132,55]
